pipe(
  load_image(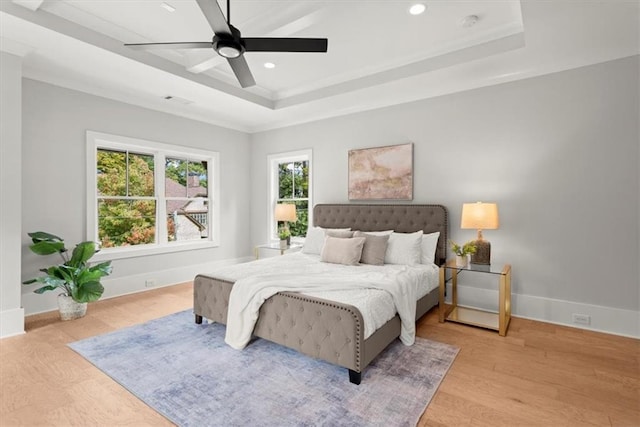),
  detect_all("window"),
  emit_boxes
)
[87,131,219,259]
[268,150,312,242]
